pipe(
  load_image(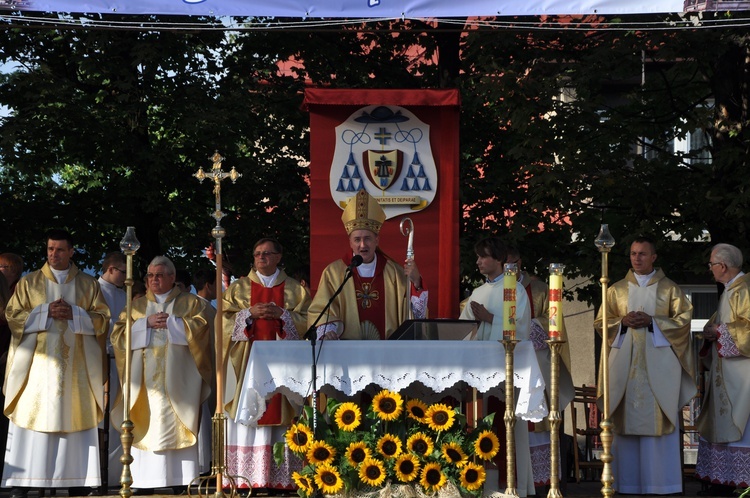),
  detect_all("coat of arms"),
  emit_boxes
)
[329,105,437,219]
